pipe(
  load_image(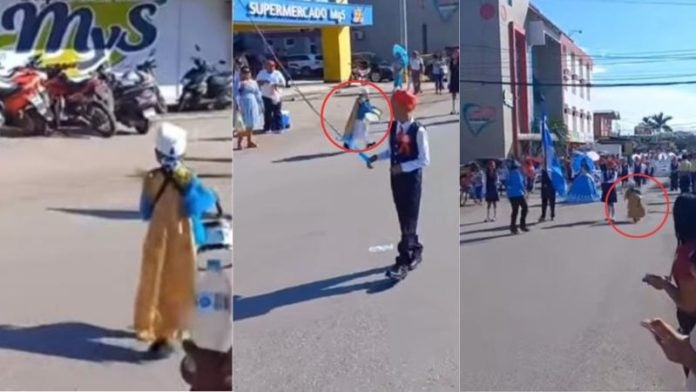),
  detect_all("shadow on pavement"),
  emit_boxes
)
[195,136,234,142]
[234,267,392,321]
[0,322,143,363]
[460,233,514,245]
[461,223,537,236]
[541,219,599,230]
[198,173,232,179]
[185,157,233,163]
[48,208,141,220]
[272,151,345,164]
